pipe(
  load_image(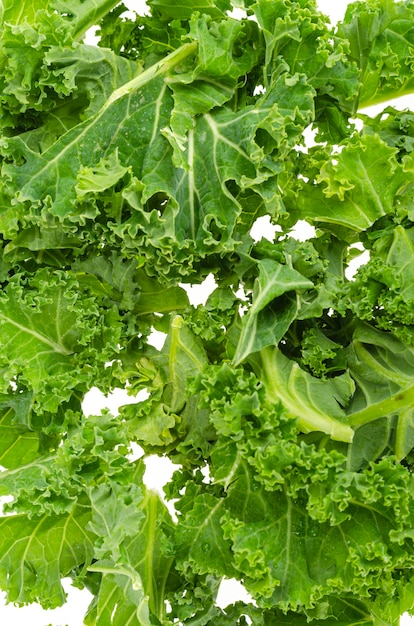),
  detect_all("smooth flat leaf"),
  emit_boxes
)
[234,297,299,365]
